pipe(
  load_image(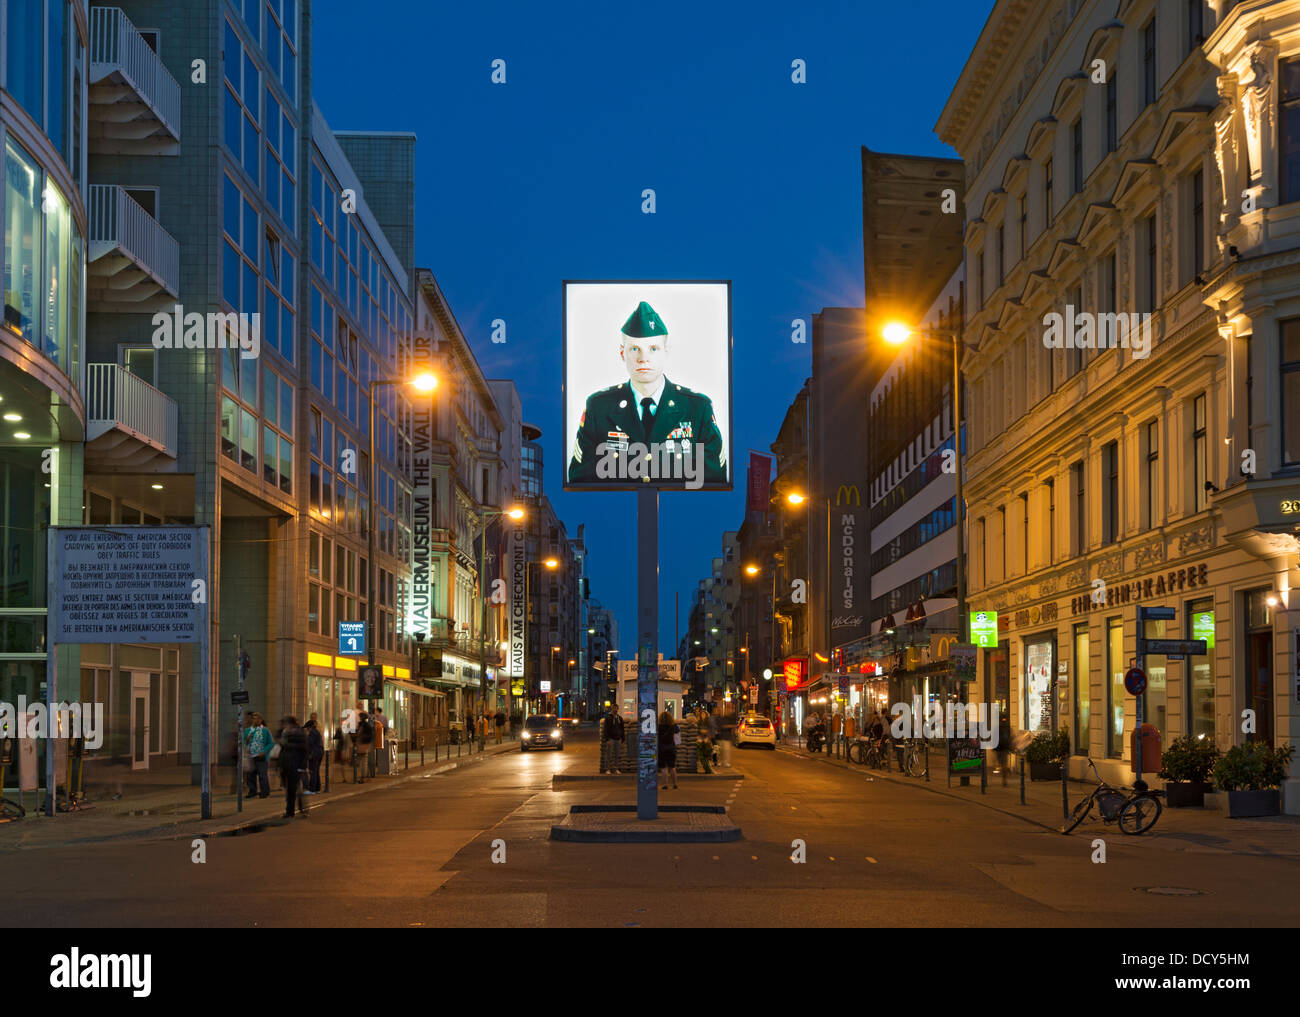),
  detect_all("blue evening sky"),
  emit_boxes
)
[311,0,994,658]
